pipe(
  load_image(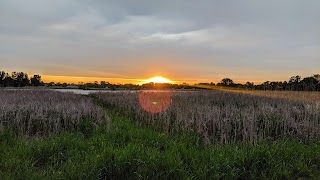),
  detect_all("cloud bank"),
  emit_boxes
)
[0,0,319,83]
